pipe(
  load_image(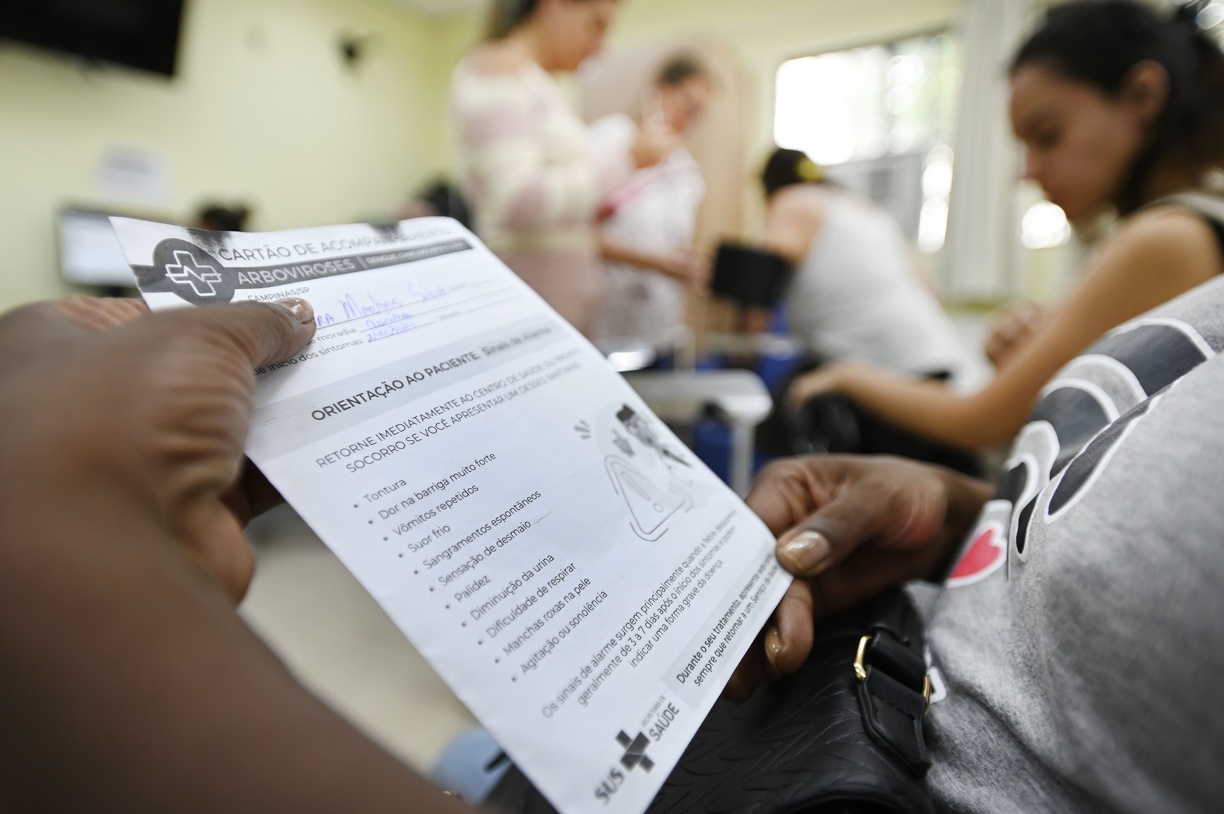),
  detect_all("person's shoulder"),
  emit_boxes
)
[768,185,830,220]
[461,41,534,76]
[452,45,540,109]
[764,188,828,262]
[1076,199,1224,303]
[1113,201,1222,260]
